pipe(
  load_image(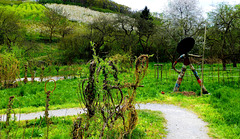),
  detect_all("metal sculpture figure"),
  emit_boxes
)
[172,37,209,94]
